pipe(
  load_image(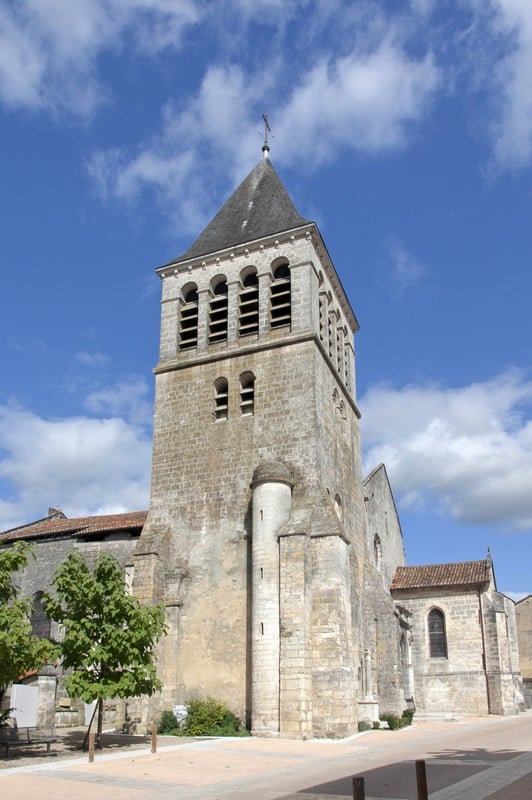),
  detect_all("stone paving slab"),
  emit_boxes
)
[0,714,531,800]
